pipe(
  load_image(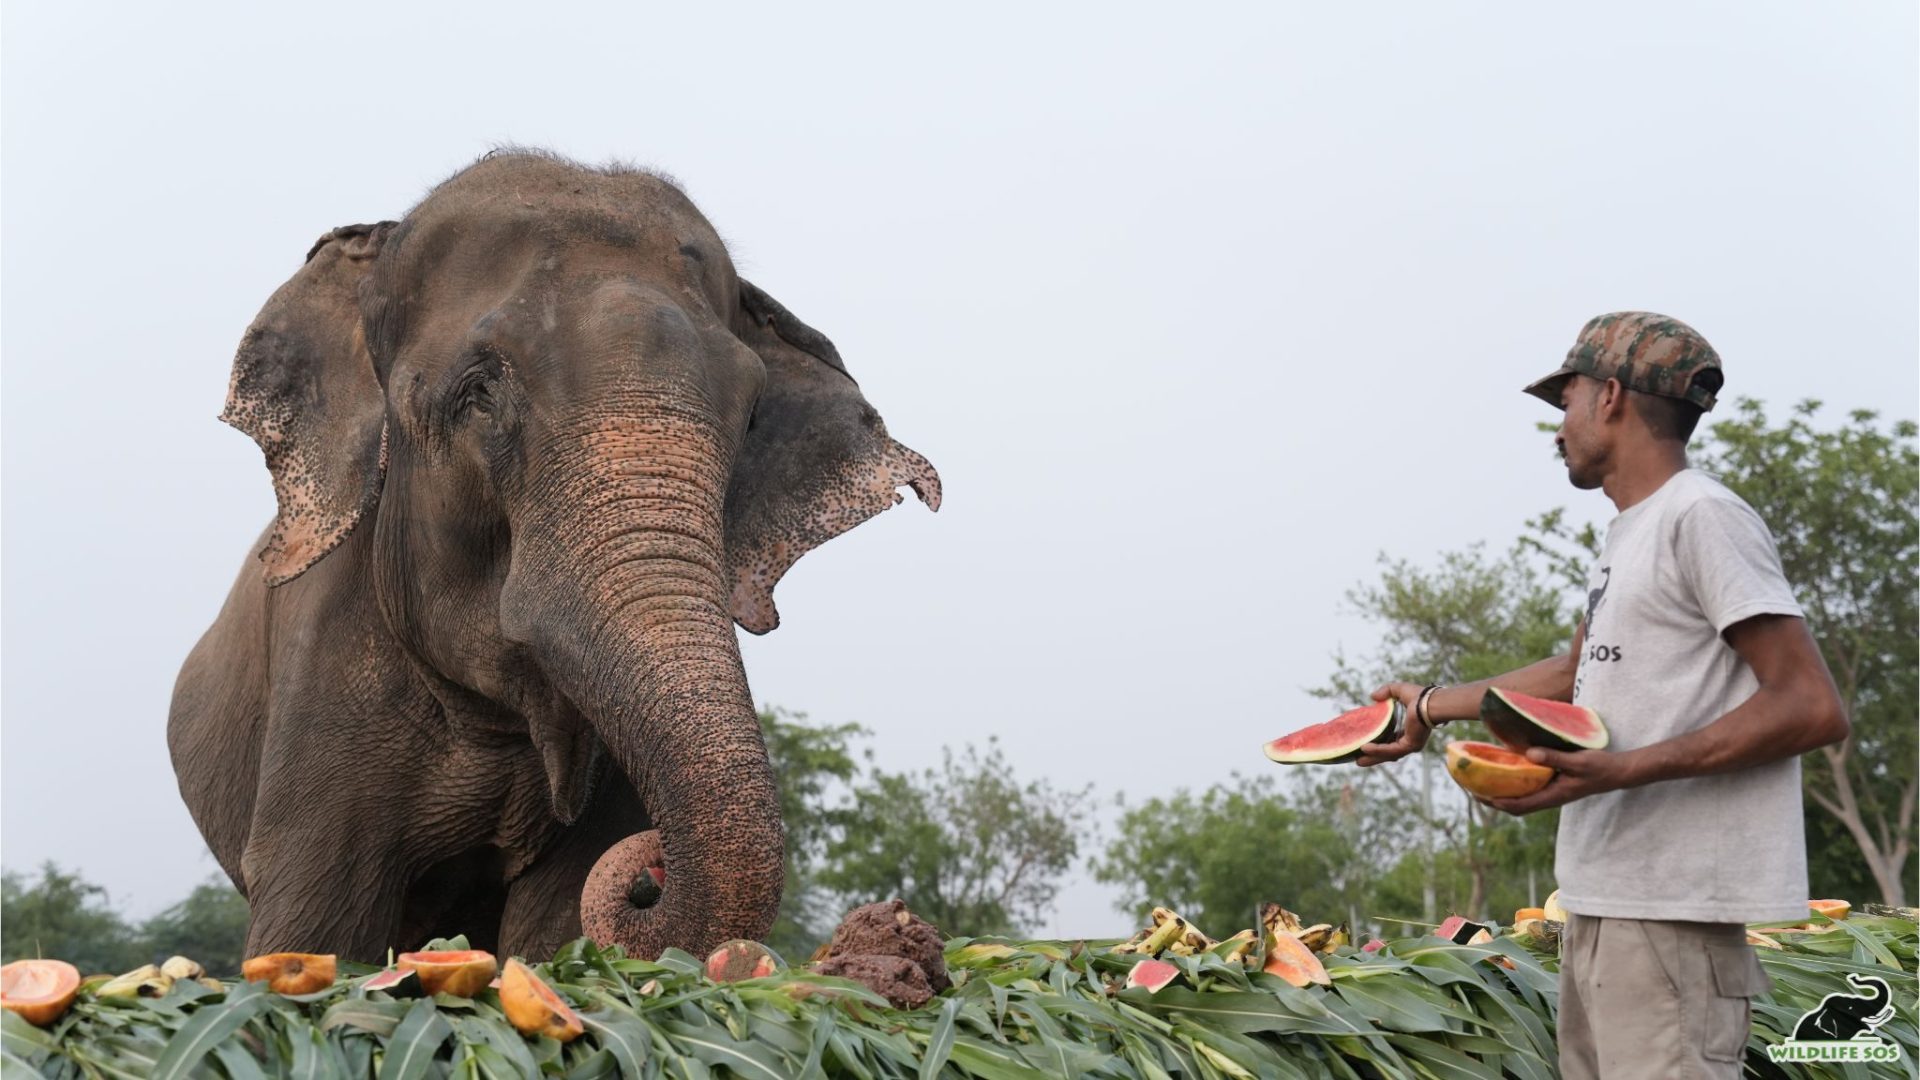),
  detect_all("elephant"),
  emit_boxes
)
[167,150,941,964]
[1791,973,1894,1042]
